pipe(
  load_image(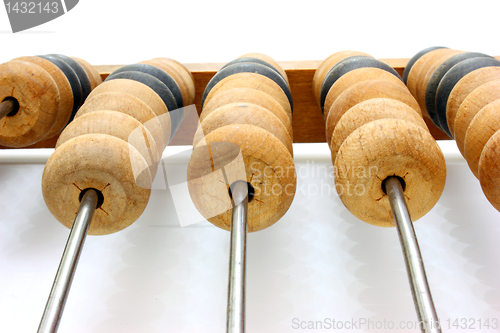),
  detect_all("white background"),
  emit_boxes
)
[1,1,500,332]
